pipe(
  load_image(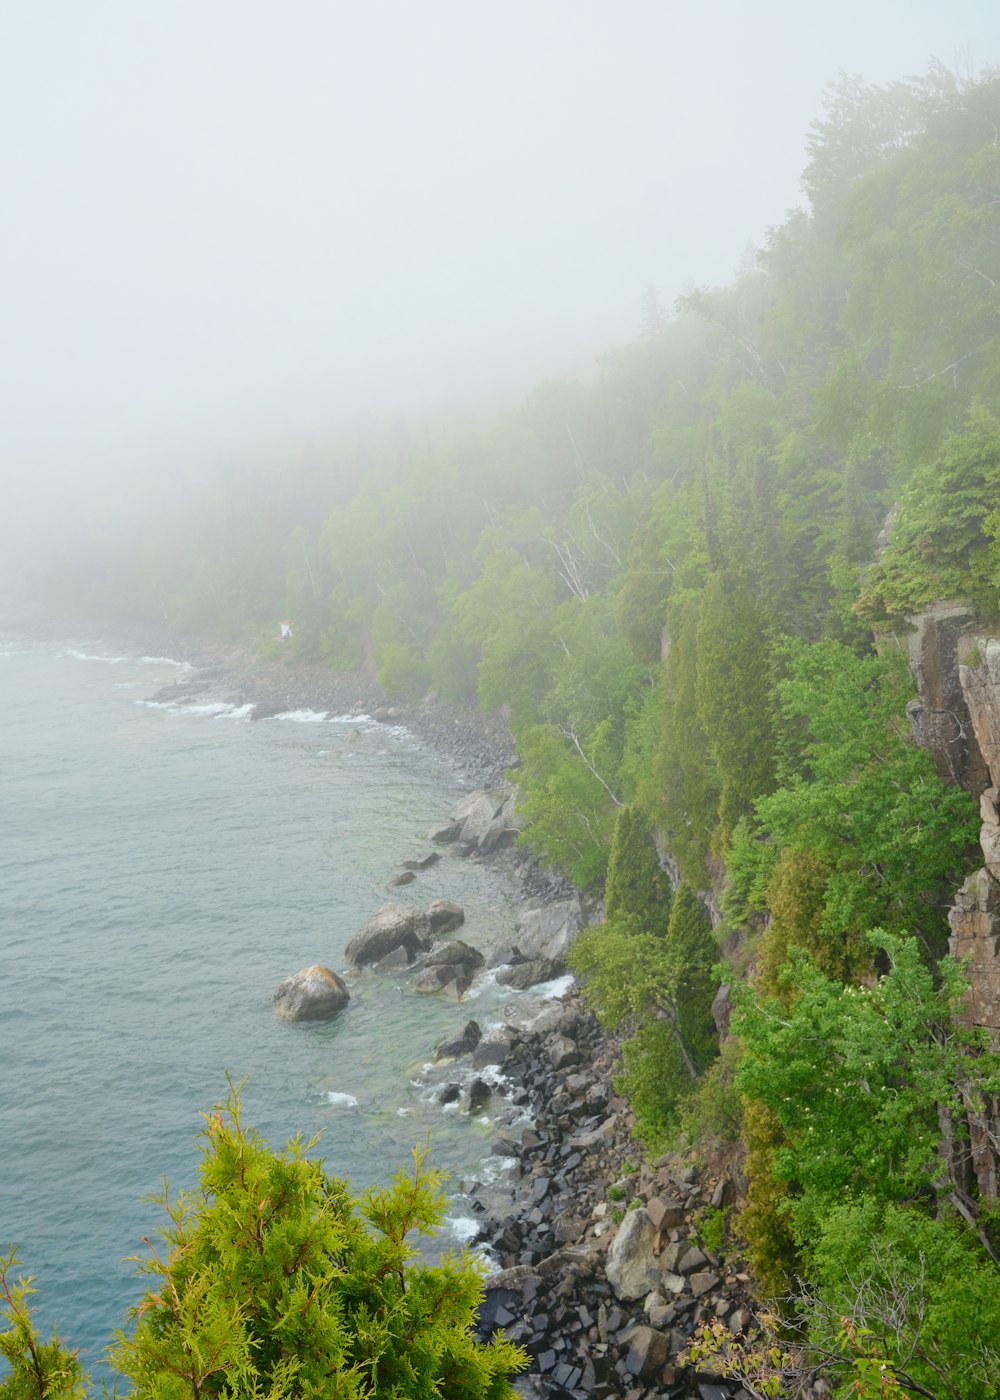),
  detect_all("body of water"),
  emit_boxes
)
[0,631,532,1376]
